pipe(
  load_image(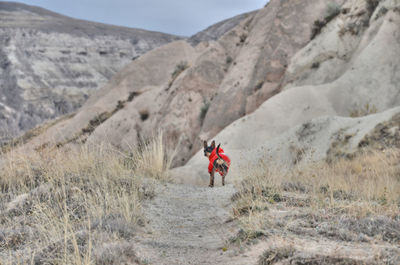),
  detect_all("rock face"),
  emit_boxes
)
[0,2,180,141]
[12,0,400,171]
[174,0,400,184]
[211,0,400,152]
[199,0,346,140]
